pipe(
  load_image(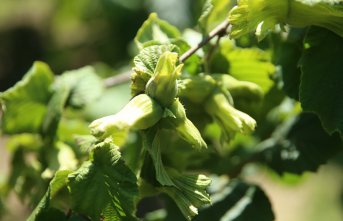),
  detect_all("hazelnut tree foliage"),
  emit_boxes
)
[1,0,343,220]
